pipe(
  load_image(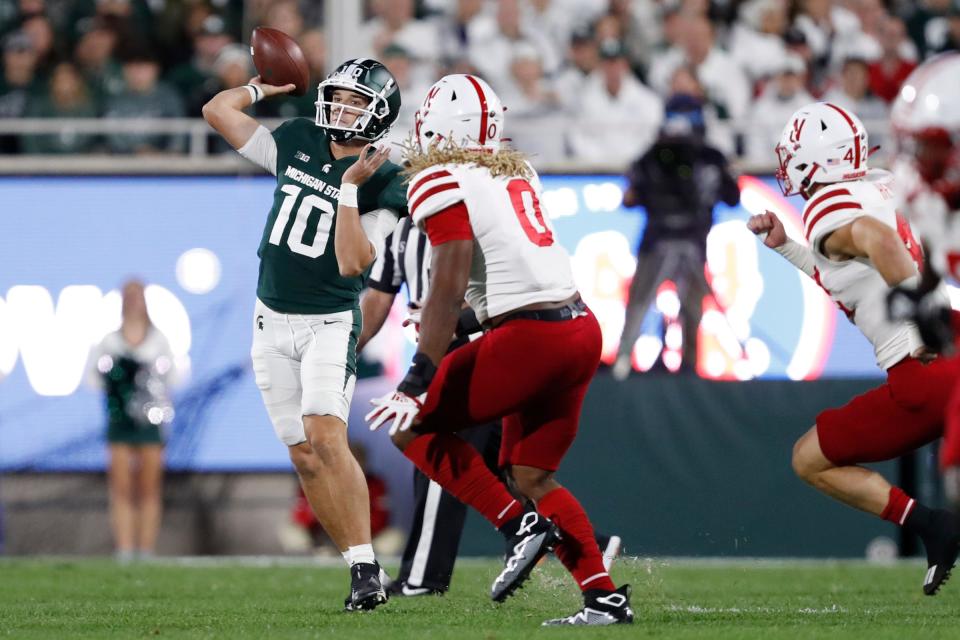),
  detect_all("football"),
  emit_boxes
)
[250,27,310,96]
